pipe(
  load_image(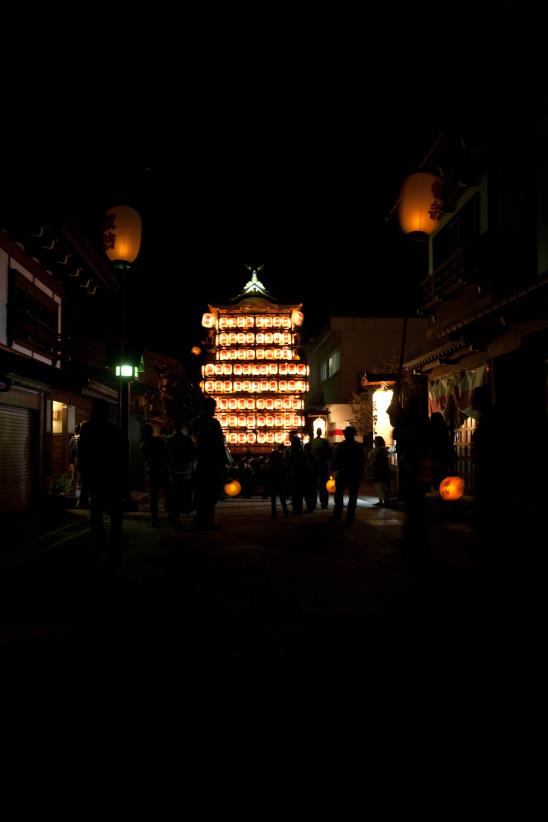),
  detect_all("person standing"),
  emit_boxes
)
[331,426,365,523]
[369,435,390,507]
[267,445,289,518]
[471,385,505,549]
[430,411,453,491]
[67,423,81,497]
[78,399,124,550]
[287,432,307,515]
[193,397,227,530]
[141,423,171,527]
[310,426,331,510]
[394,396,433,561]
[167,419,195,524]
